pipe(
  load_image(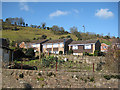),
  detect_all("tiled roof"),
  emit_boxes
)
[27,39,48,44]
[69,39,98,45]
[112,39,120,44]
[43,38,71,44]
